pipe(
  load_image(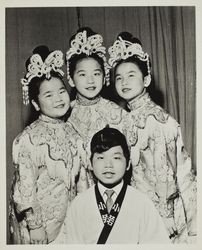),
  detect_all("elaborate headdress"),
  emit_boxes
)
[108,36,151,85]
[66,30,110,85]
[21,50,64,105]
